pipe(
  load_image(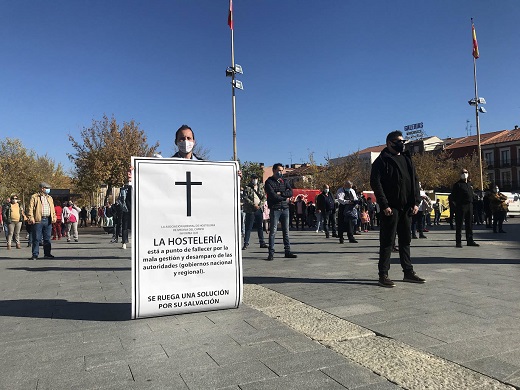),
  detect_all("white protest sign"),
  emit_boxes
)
[131,157,242,319]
